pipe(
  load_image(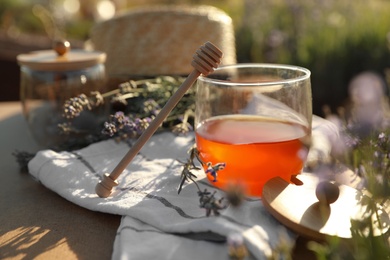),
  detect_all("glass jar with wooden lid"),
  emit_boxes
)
[17,40,107,149]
